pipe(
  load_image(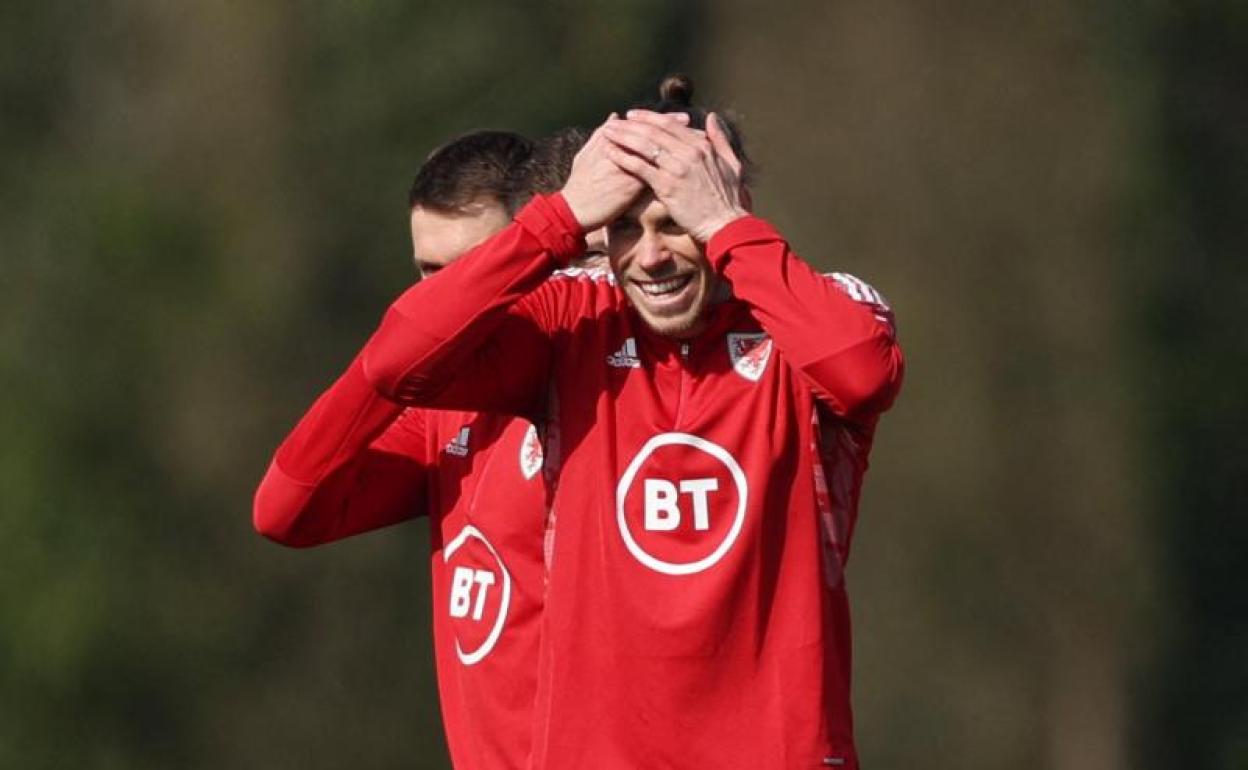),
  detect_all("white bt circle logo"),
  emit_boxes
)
[616,433,748,575]
[443,525,511,665]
